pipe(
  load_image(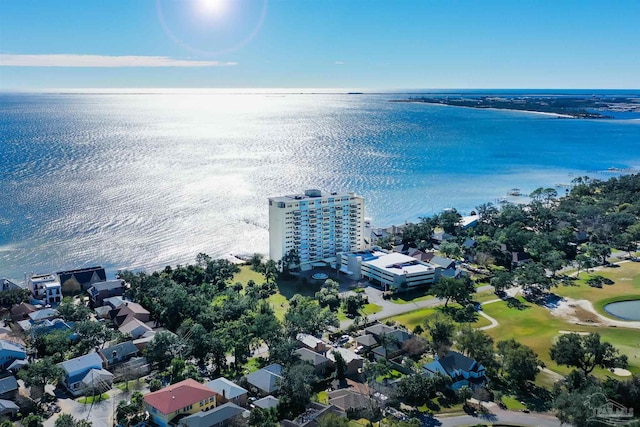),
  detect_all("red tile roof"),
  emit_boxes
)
[144,379,217,414]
